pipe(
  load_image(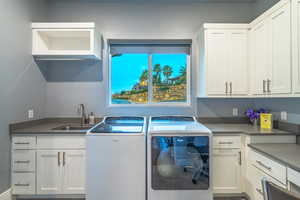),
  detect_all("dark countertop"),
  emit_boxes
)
[248,143,300,172]
[12,122,94,134]
[11,118,294,136]
[203,123,294,135]
[10,118,103,135]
